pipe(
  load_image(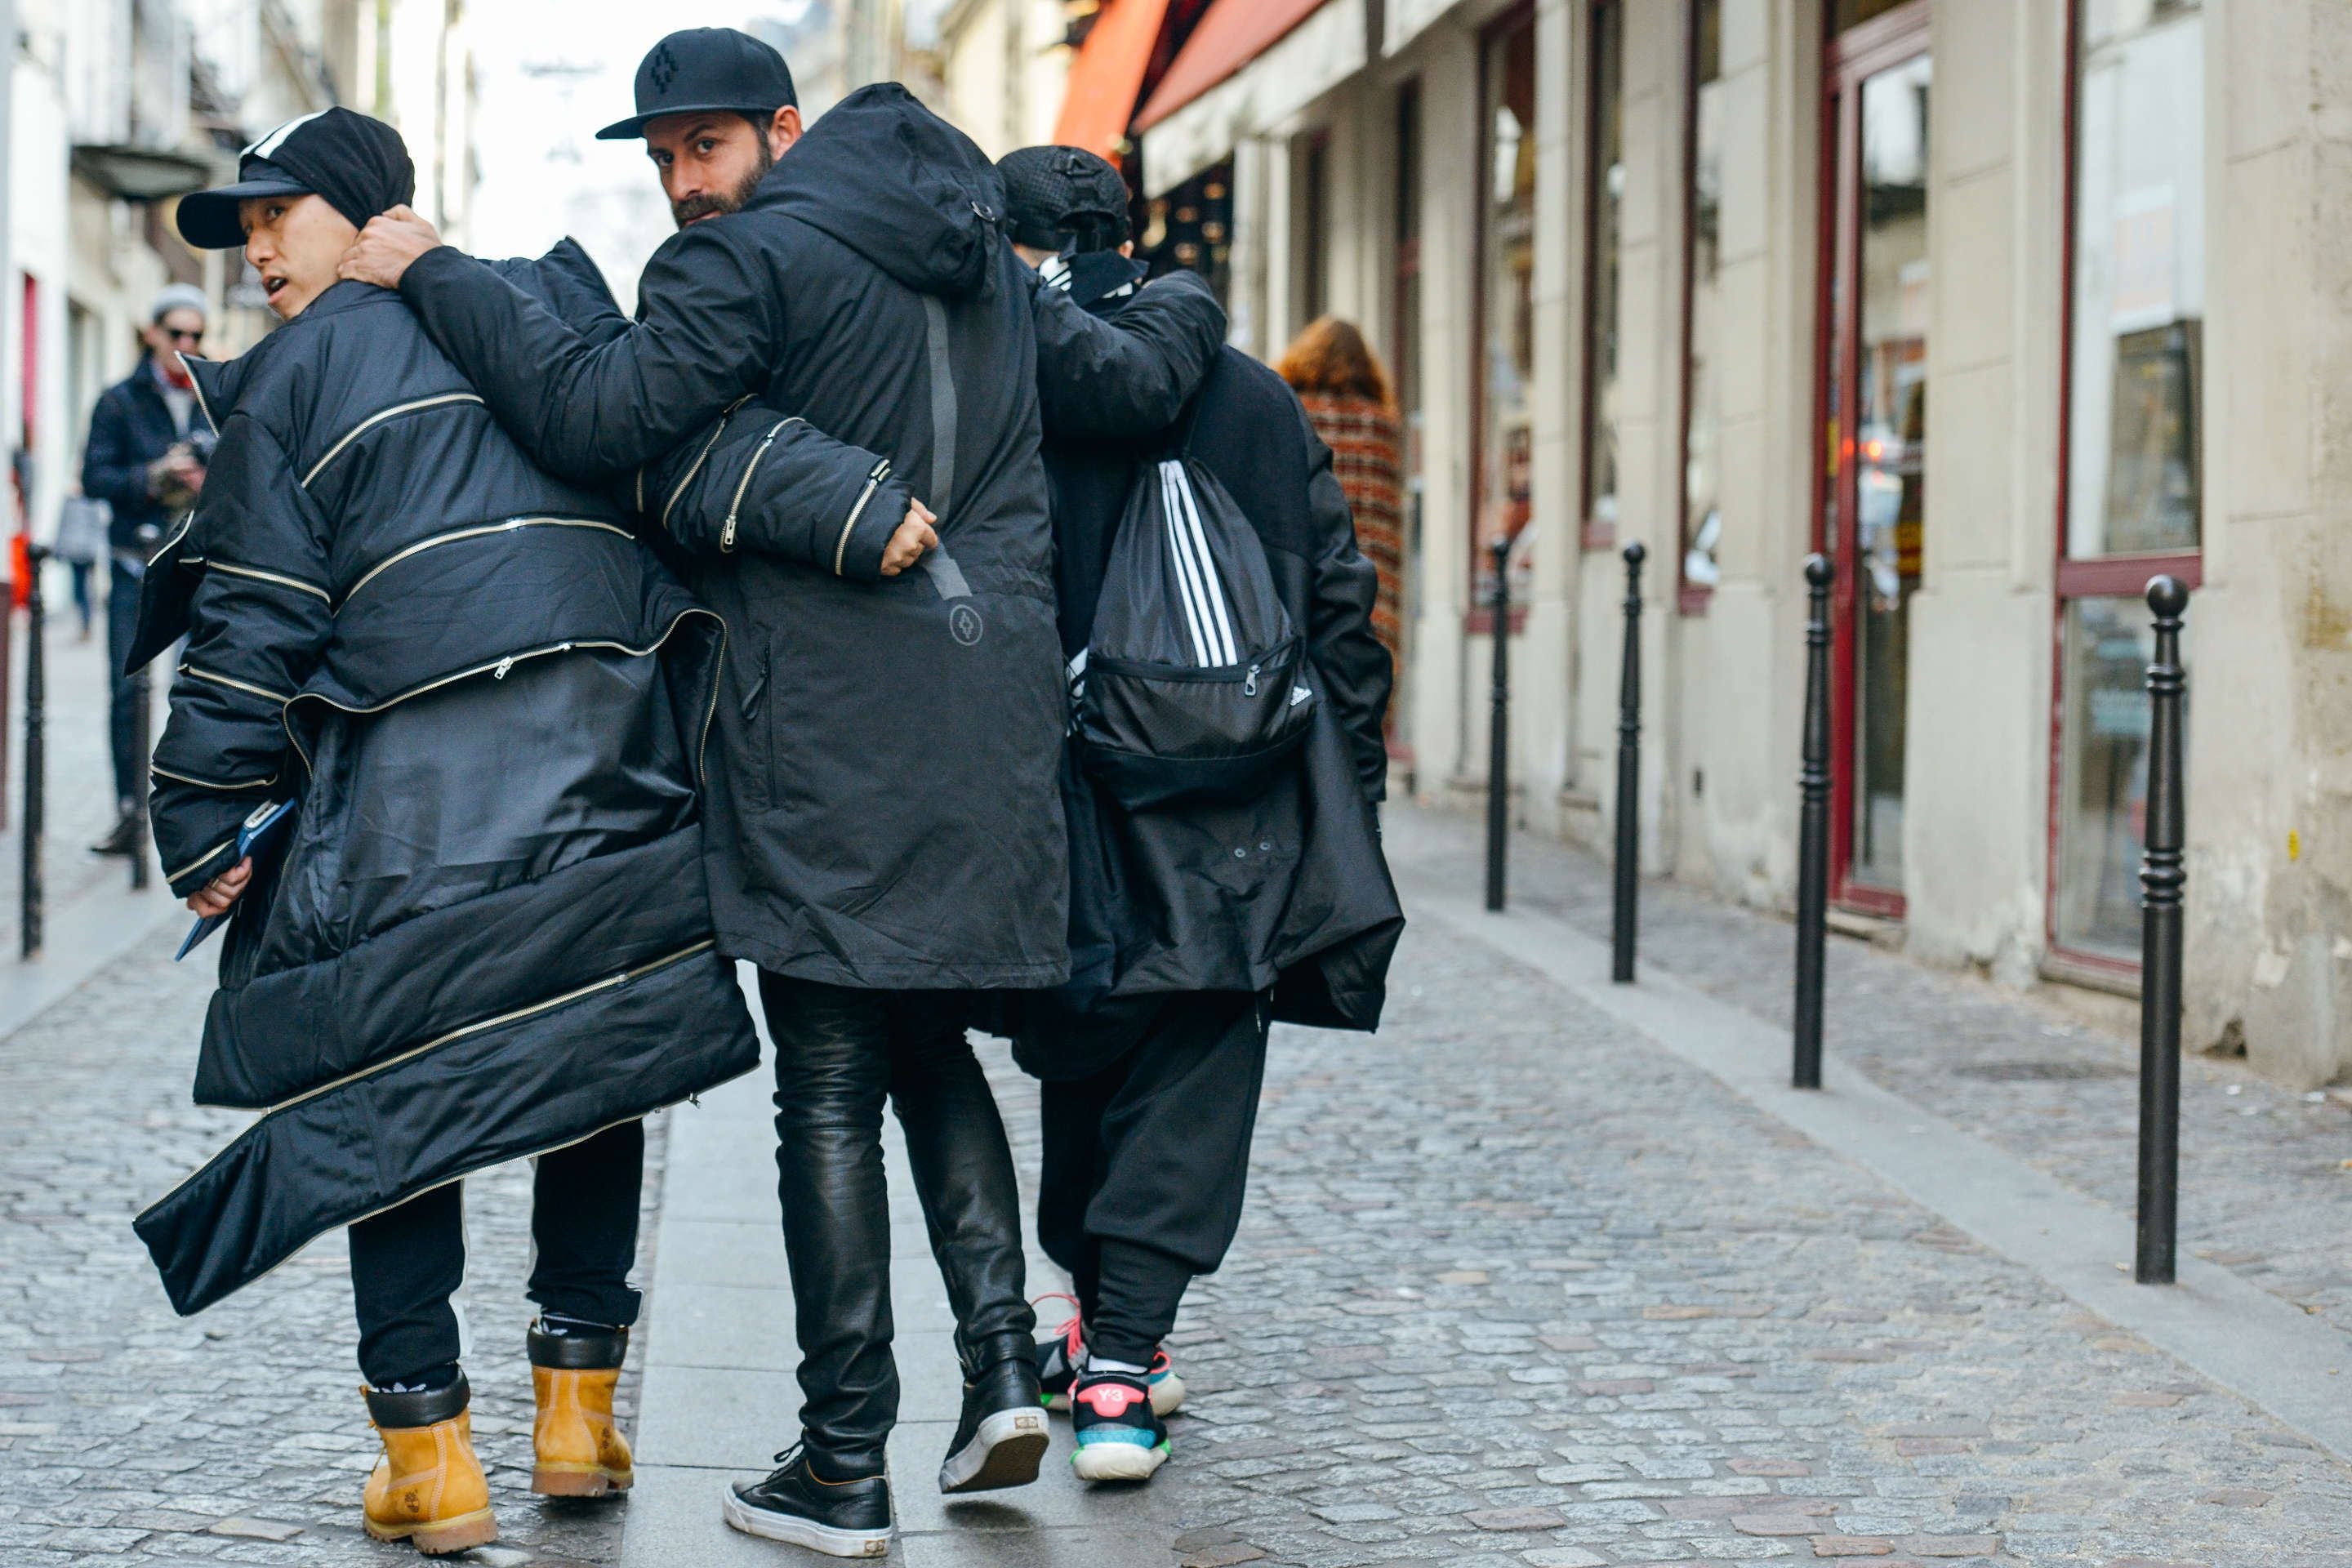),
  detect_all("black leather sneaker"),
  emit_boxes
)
[721,1445,891,1559]
[938,1352,1048,1494]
